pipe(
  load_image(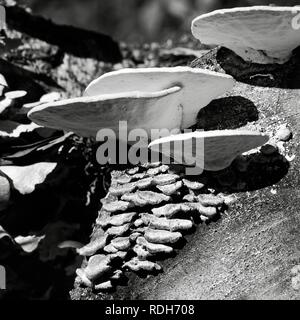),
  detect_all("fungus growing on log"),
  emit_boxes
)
[144,229,182,244]
[104,243,118,254]
[106,223,131,237]
[110,237,131,251]
[149,129,268,171]
[182,179,205,190]
[136,236,173,254]
[191,6,300,64]
[72,163,236,292]
[152,173,180,185]
[121,190,171,207]
[76,233,108,256]
[123,258,162,272]
[84,254,112,280]
[84,67,235,129]
[28,87,182,139]
[75,269,93,288]
[133,244,153,260]
[28,67,234,138]
[140,213,193,232]
[152,203,191,218]
[187,203,218,218]
[110,251,128,260]
[156,180,182,196]
[197,194,225,207]
[102,200,132,213]
[96,212,137,228]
